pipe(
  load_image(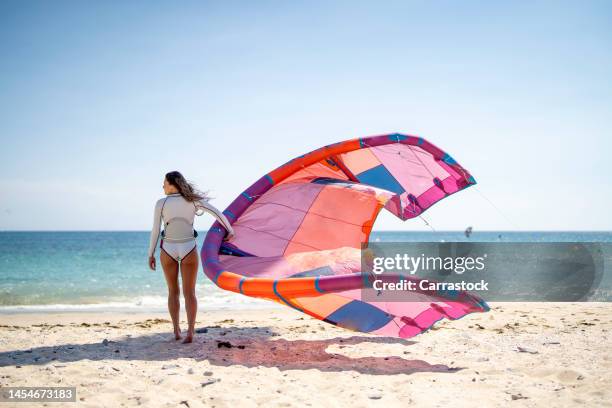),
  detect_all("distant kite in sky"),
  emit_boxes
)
[201,134,488,339]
